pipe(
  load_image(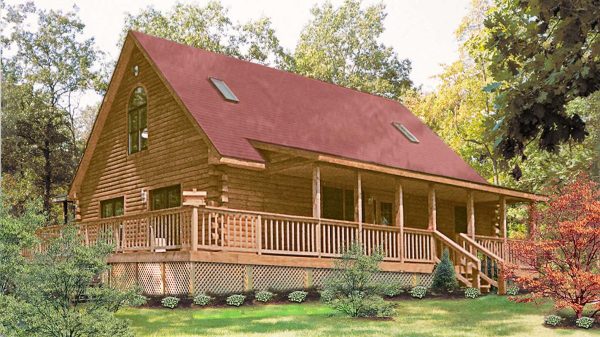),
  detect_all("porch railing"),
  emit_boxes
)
[36,205,437,263]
